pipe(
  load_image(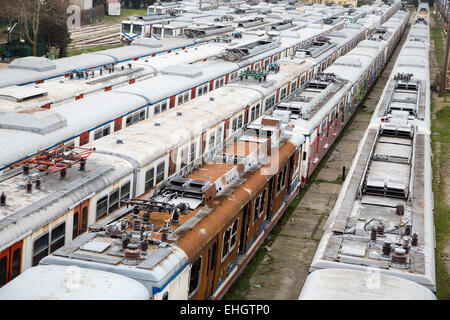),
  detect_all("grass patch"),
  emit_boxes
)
[66,43,124,56]
[431,99,450,300]
[315,175,344,185]
[430,17,445,66]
